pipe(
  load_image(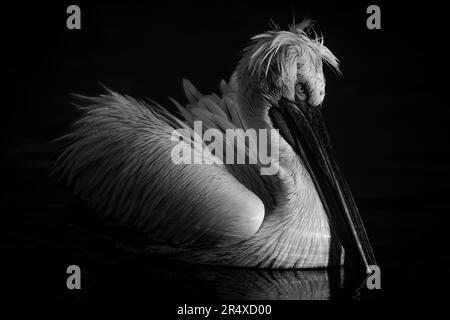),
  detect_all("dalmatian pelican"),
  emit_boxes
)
[53,20,376,271]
